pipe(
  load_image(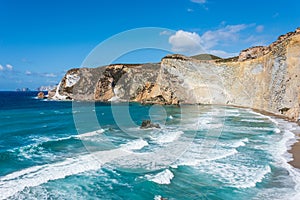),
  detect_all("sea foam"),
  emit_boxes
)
[150,130,183,145]
[146,169,174,184]
[76,129,105,139]
[120,139,149,151]
[0,142,138,199]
